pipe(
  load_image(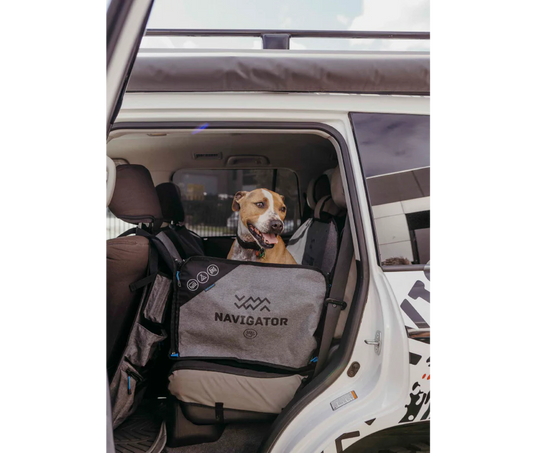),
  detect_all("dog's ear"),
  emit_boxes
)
[279,195,285,202]
[232,191,248,211]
